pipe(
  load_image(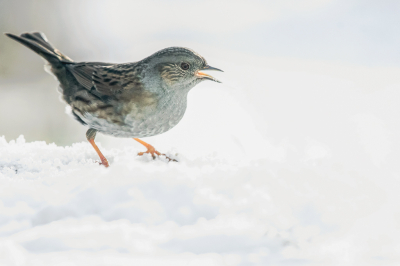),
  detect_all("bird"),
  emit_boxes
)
[5,32,223,167]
